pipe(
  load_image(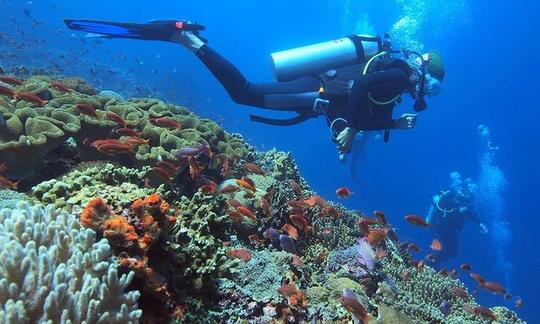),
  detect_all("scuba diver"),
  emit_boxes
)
[426,172,489,263]
[64,19,445,161]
